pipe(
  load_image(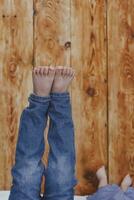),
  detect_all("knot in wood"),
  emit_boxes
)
[83,170,98,188]
[48,38,55,49]
[64,41,71,49]
[132,33,134,38]
[86,87,95,97]
[9,62,17,77]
